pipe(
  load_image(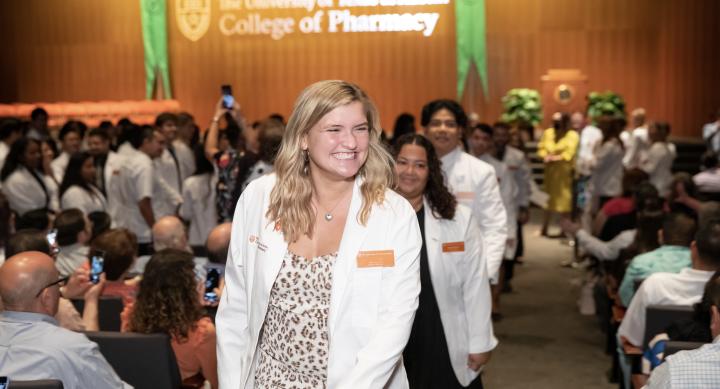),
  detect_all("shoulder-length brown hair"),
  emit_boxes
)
[393,134,456,220]
[267,80,394,242]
